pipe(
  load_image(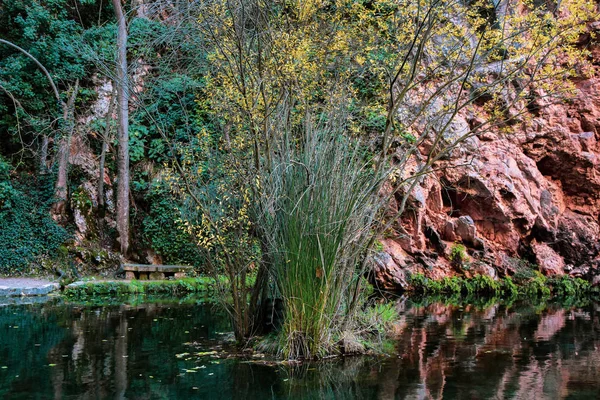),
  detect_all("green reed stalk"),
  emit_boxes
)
[258,120,387,359]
